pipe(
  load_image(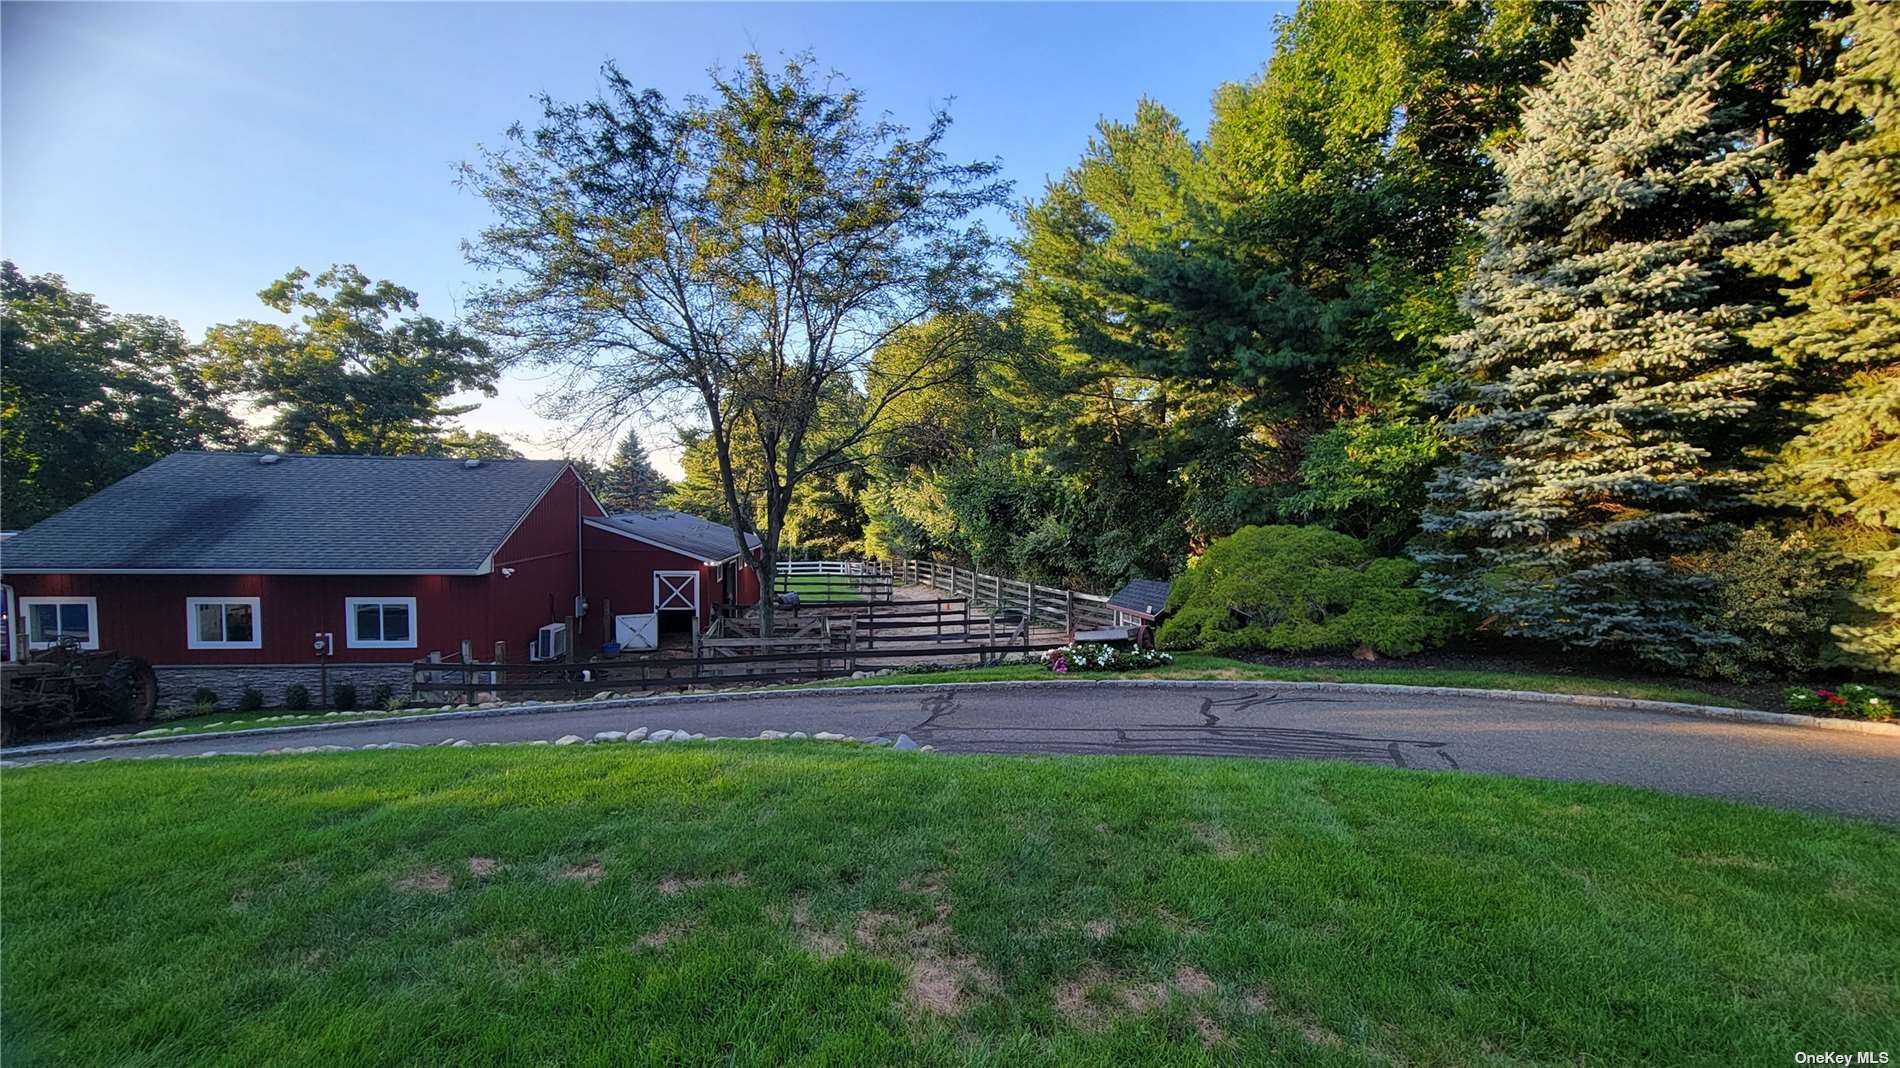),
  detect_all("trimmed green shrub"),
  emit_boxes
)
[1157,525,1455,657]
[1693,529,1849,681]
[237,687,265,713]
[371,684,395,709]
[284,684,311,711]
[190,687,219,711]
[332,683,357,711]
